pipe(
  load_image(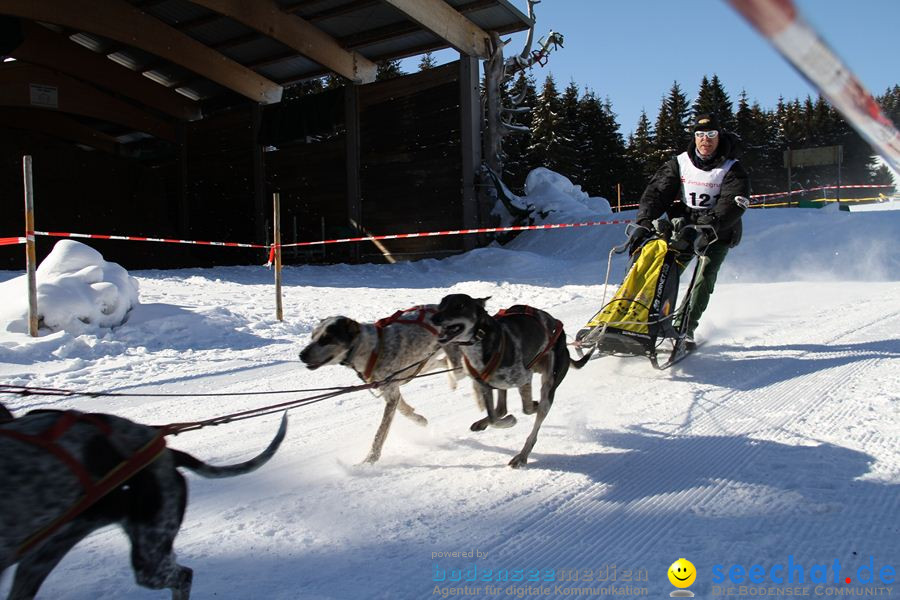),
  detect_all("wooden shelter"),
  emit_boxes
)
[0,0,532,267]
